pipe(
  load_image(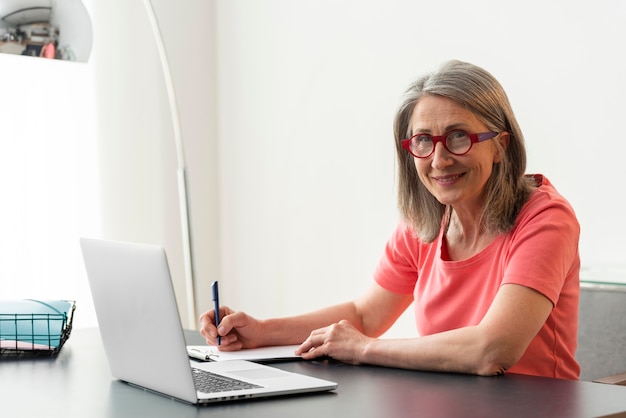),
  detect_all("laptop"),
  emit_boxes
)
[80,237,337,404]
